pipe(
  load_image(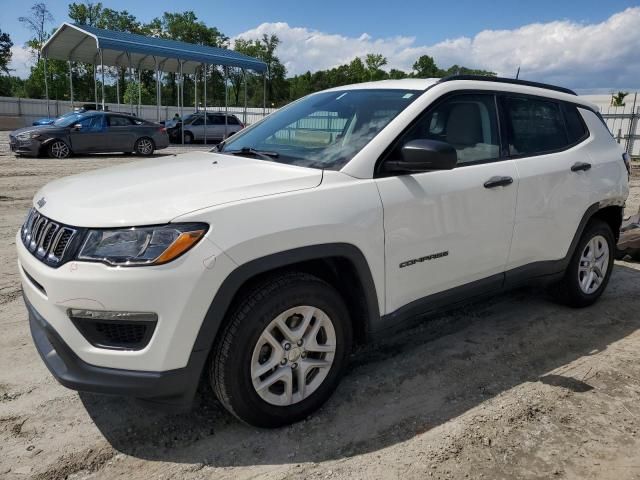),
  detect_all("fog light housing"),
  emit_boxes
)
[68,309,157,351]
